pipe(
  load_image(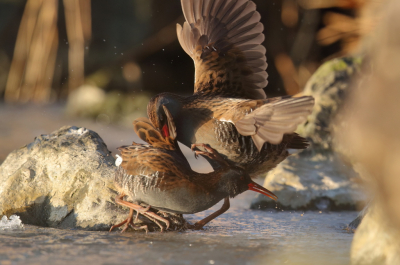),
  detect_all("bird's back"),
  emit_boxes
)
[173,96,310,176]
